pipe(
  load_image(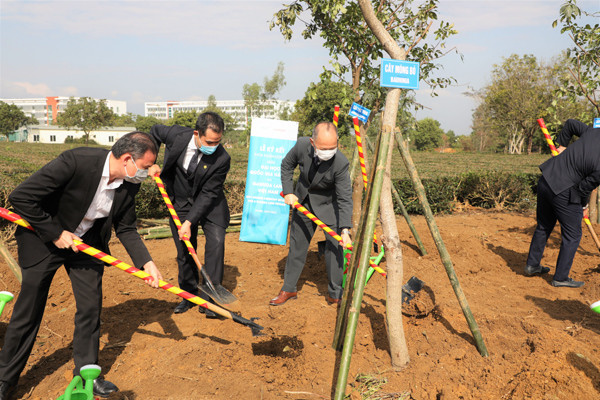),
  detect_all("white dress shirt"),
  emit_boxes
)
[74,152,123,237]
[183,135,202,170]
